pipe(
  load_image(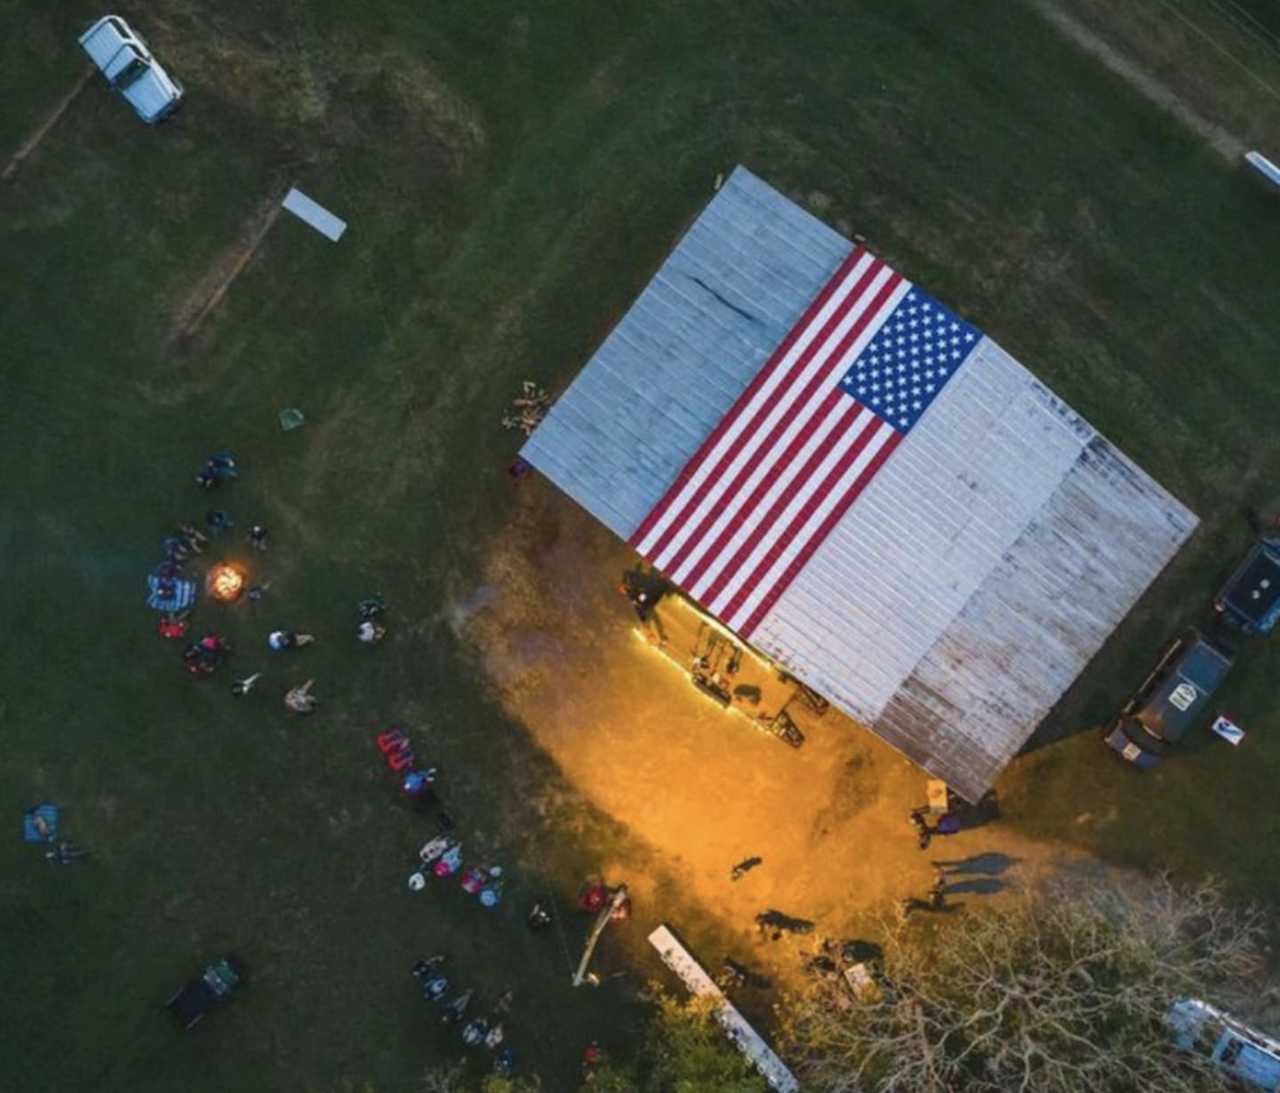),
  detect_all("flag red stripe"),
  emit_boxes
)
[671,267,903,591]
[736,430,903,637]
[645,257,889,567]
[669,387,844,585]
[711,406,883,614]
[627,247,868,552]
